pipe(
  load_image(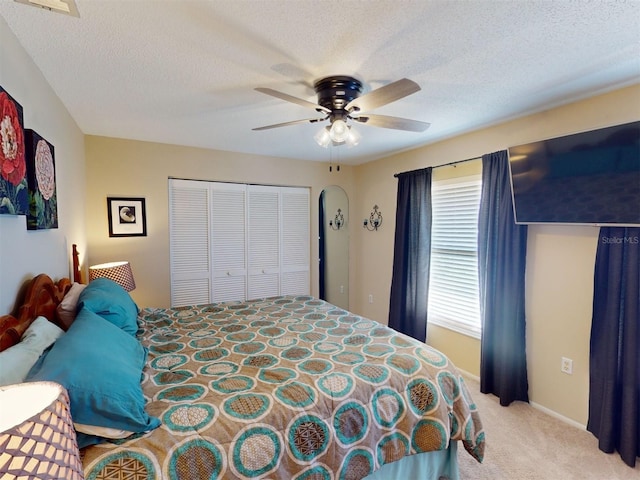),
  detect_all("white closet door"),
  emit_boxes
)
[247,185,280,299]
[281,187,310,296]
[211,183,247,302]
[169,179,211,307]
[170,180,310,306]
